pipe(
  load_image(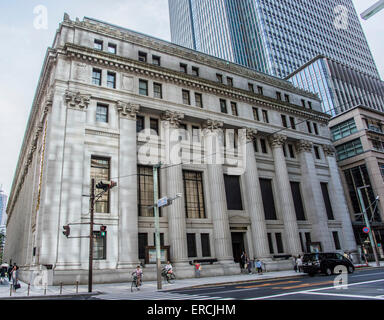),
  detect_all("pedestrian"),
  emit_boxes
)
[7,265,12,282]
[296,255,303,273]
[0,266,6,284]
[194,261,201,278]
[240,251,246,270]
[247,257,253,274]
[11,264,20,292]
[256,259,263,274]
